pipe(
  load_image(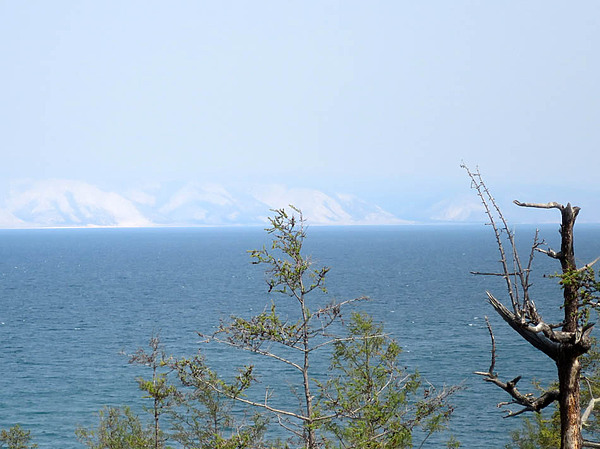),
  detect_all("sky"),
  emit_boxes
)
[1,1,600,224]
